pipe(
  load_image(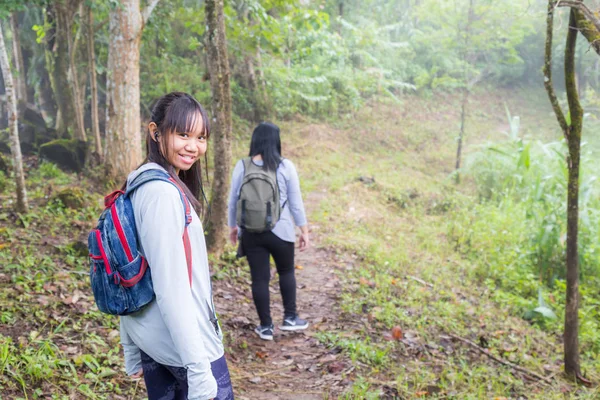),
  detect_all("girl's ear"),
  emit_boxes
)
[149,122,159,142]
